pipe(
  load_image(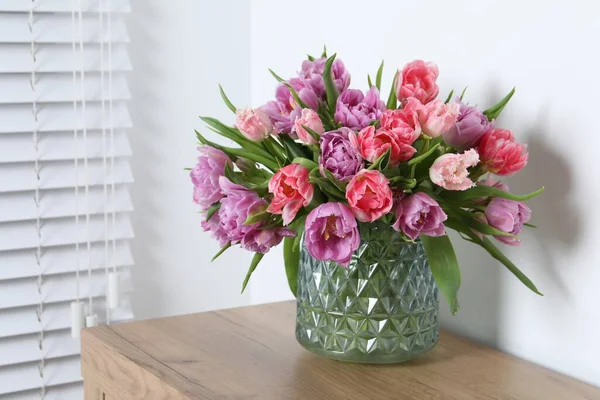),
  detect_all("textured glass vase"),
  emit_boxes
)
[295,222,439,363]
